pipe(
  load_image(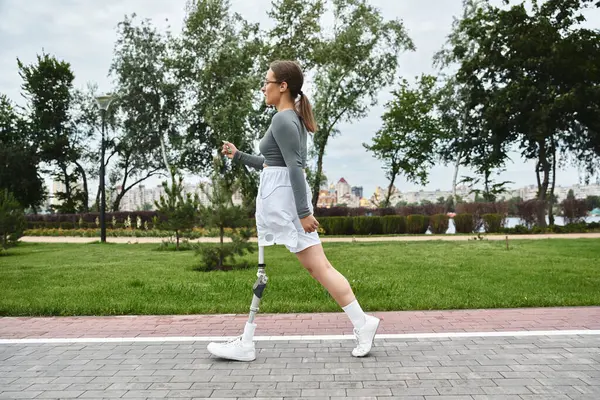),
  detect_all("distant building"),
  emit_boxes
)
[336,178,351,198]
